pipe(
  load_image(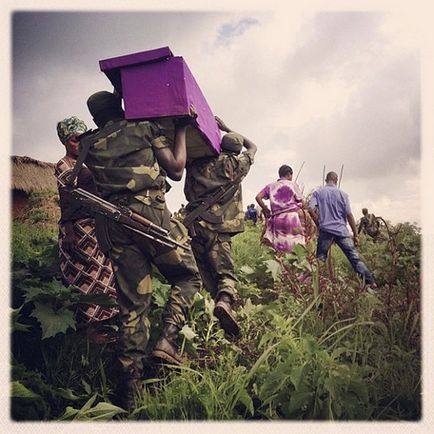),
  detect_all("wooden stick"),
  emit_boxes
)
[295,161,305,182]
[338,164,344,188]
[322,165,326,186]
